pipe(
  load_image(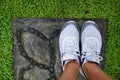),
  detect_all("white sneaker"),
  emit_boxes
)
[59,21,80,71]
[80,21,103,79]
